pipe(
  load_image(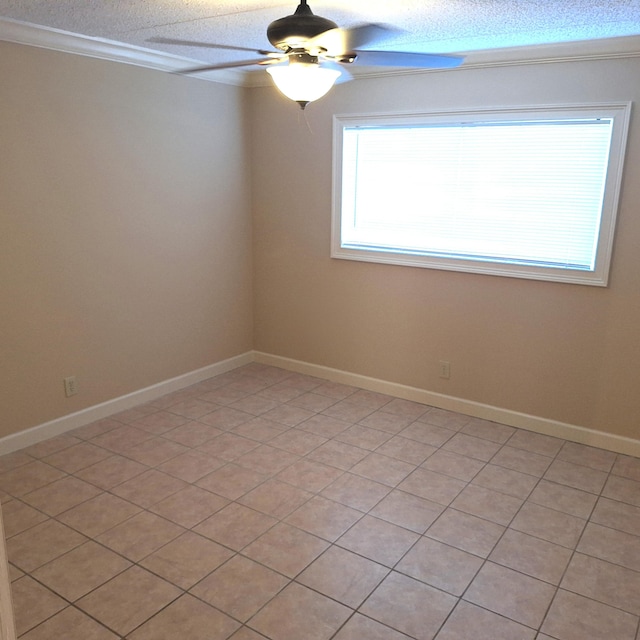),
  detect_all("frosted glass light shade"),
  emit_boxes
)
[267,63,340,106]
